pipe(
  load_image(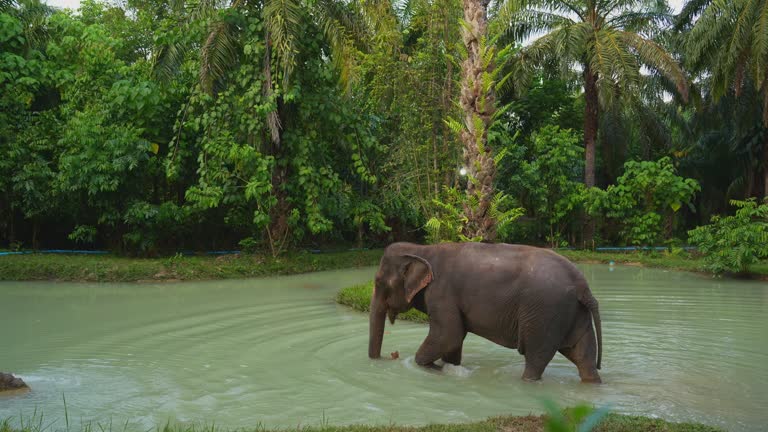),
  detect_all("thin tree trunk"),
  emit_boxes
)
[459,0,496,241]
[763,87,768,199]
[32,219,38,250]
[443,58,454,187]
[8,201,14,246]
[583,65,599,188]
[264,31,290,256]
[764,131,768,199]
